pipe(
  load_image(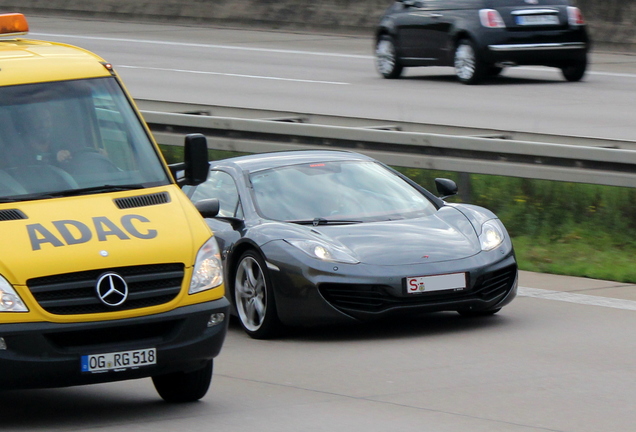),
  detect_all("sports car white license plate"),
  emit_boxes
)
[406,272,467,294]
[516,15,560,26]
[81,348,156,373]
